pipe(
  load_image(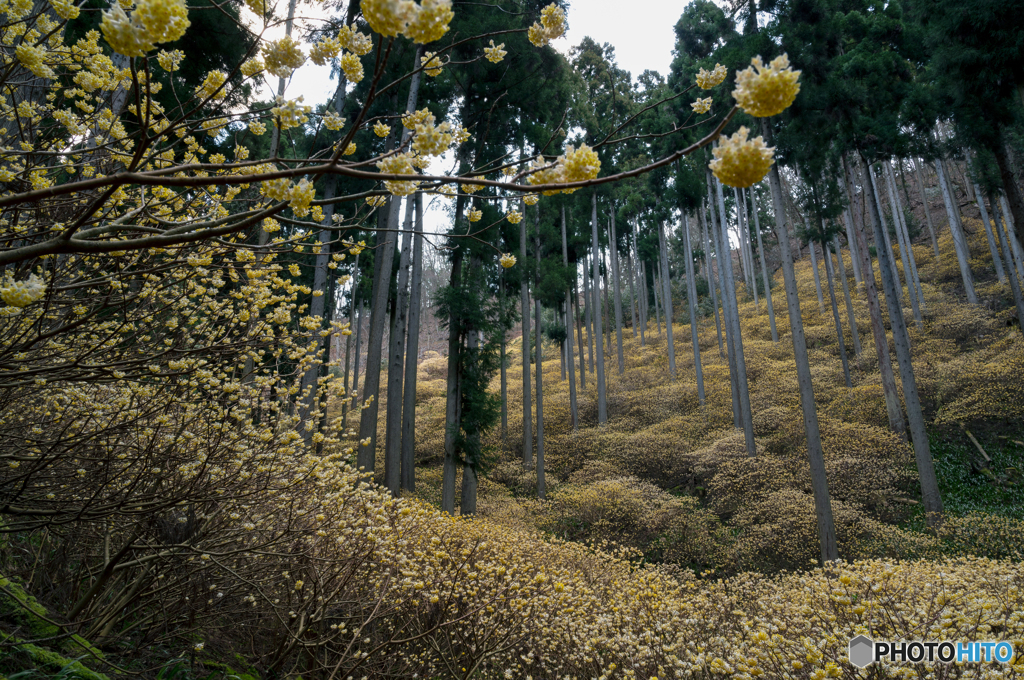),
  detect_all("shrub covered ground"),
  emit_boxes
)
[4,217,1024,679]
